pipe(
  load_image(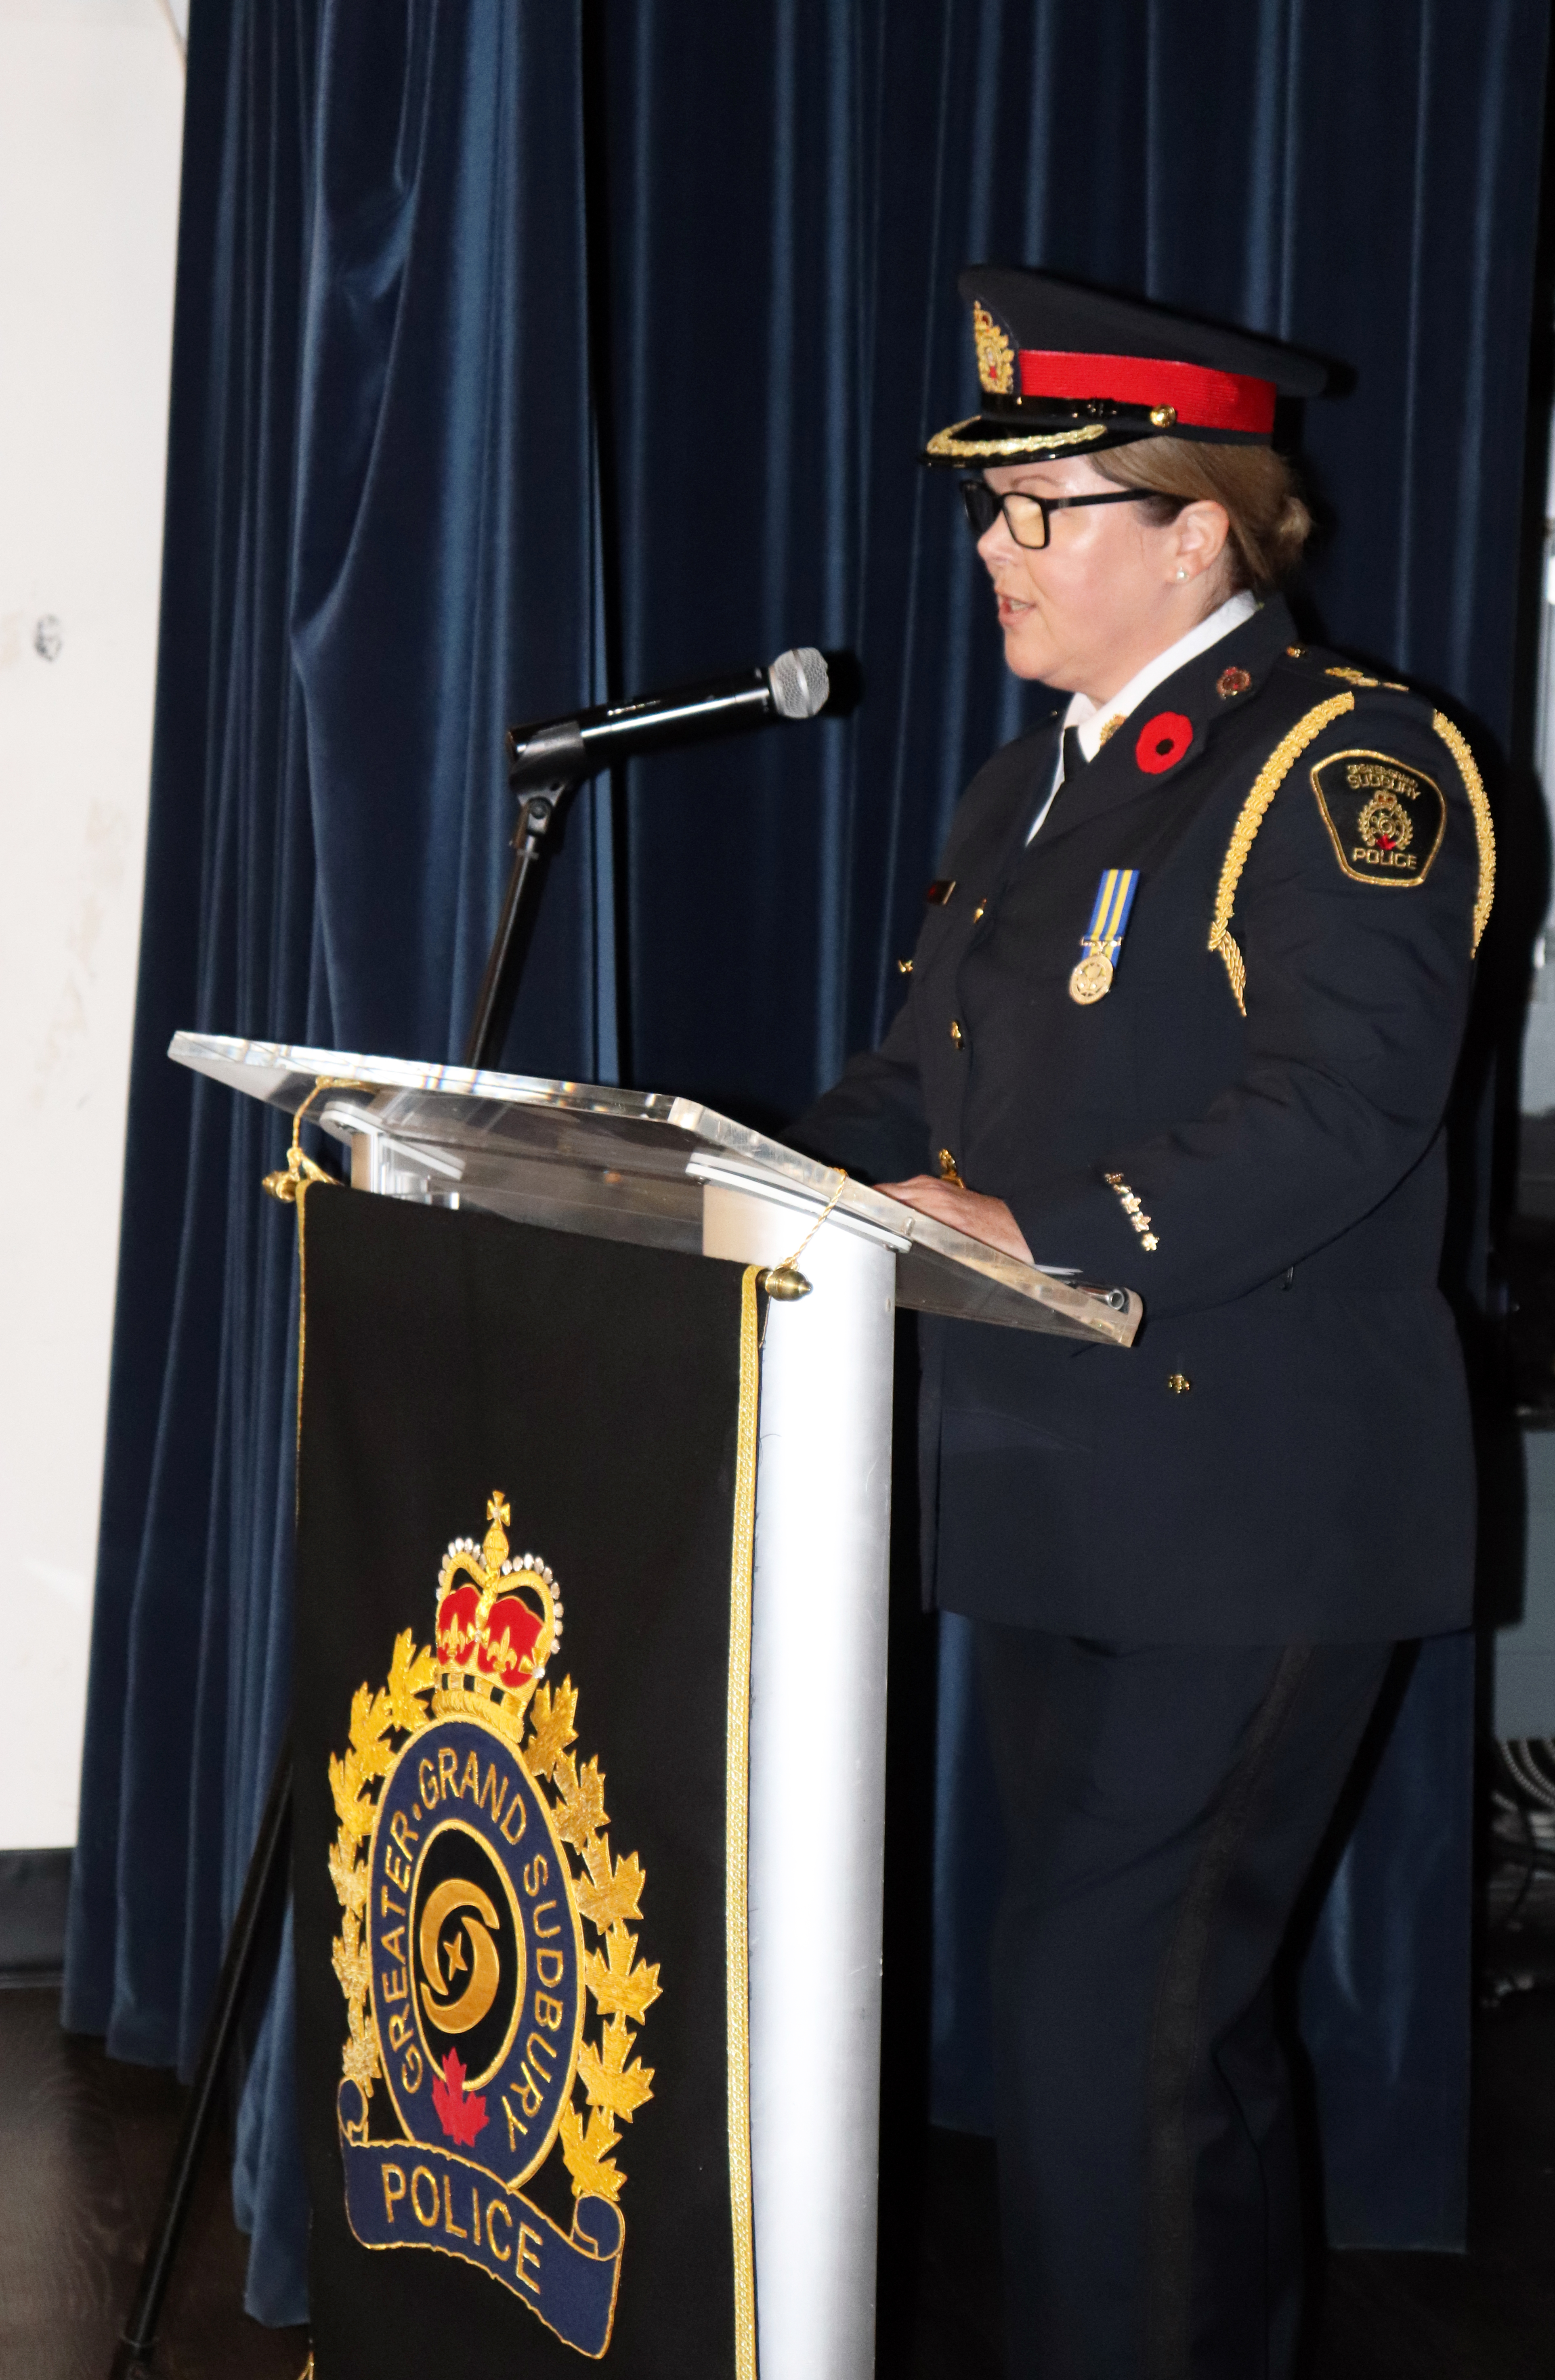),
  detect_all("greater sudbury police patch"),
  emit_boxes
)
[327,1491,659,2359]
[1310,749,1446,888]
